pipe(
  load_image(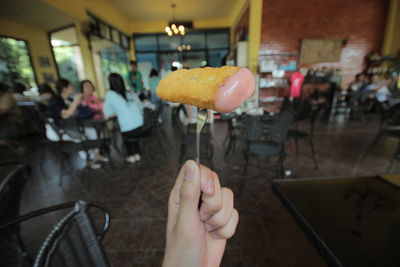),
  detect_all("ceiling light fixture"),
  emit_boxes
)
[165,4,185,37]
